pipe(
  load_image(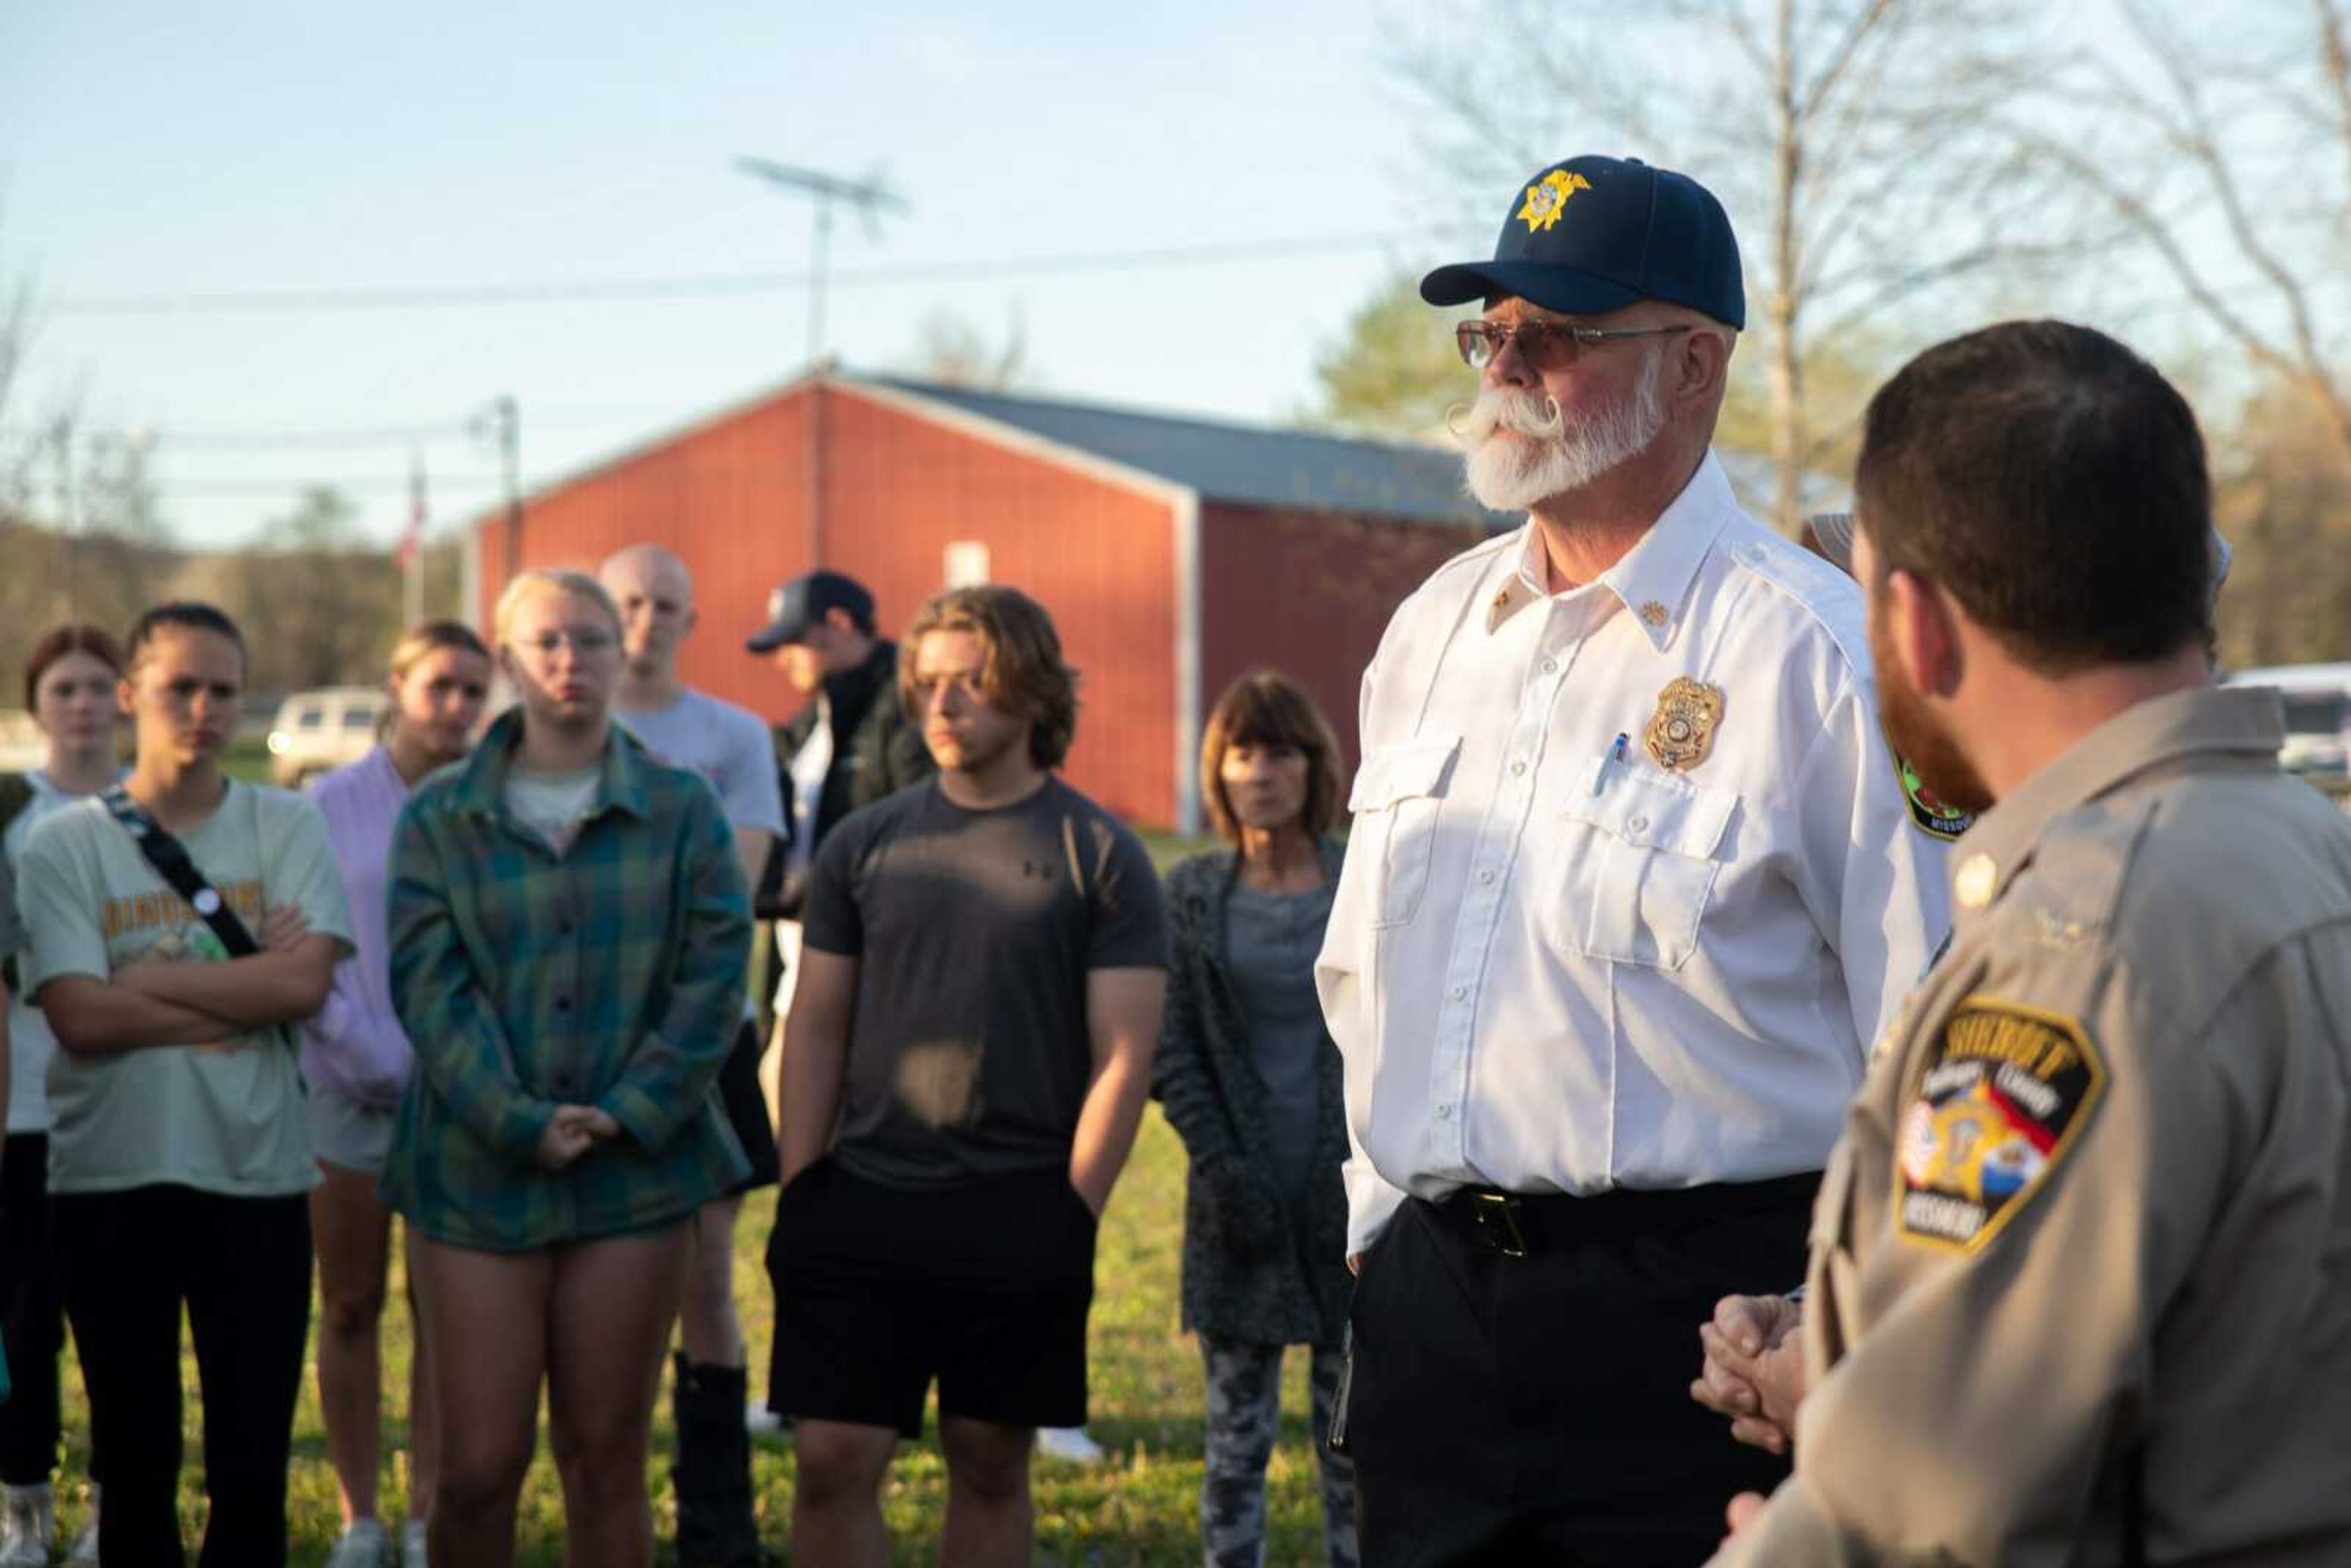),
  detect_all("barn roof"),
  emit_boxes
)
[866,375,1512,529]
